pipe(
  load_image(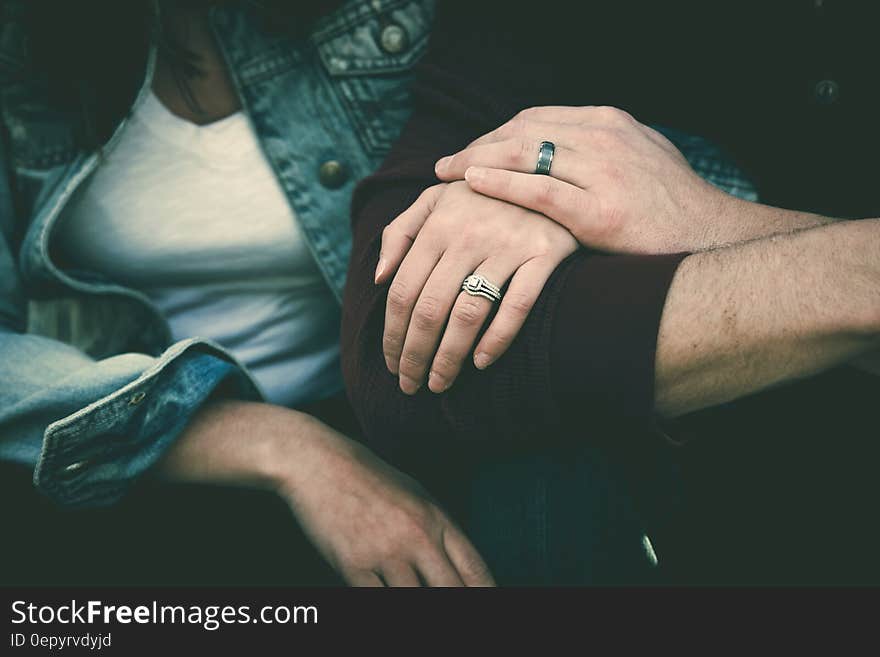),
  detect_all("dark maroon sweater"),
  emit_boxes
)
[340,3,686,464]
